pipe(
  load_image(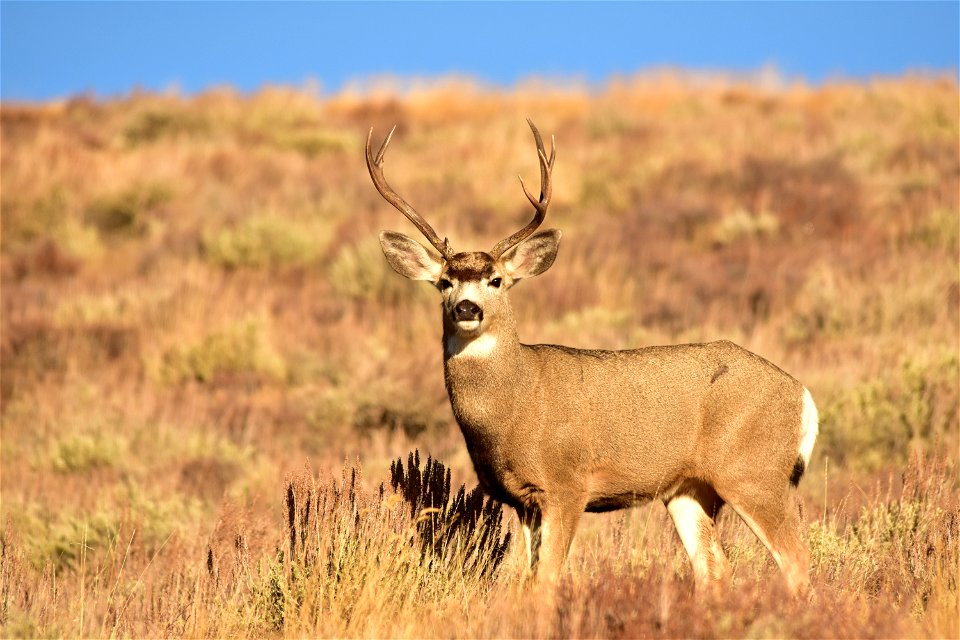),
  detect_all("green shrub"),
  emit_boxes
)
[2,187,68,246]
[162,317,286,383]
[2,187,102,258]
[271,129,353,158]
[820,380,908,472]
[810,456,957,611]
[33,491,200,573]
[329,236,432,304]
[353,400,444,439]
[907,208,959,254]
[13,504,119,572]
[819,352,959,472]
[202,215,329,269]
[85,183,173,237]
[578,172,631,212]
[711,208,779,245]
[122,108,209,145]
[548,306,632,337]
[43,511,120,572]
[49,433,126,474]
